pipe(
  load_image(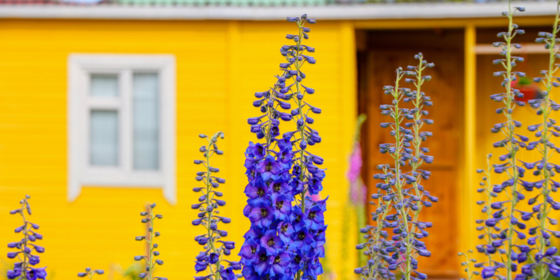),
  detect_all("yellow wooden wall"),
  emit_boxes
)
[0,19,356,279]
